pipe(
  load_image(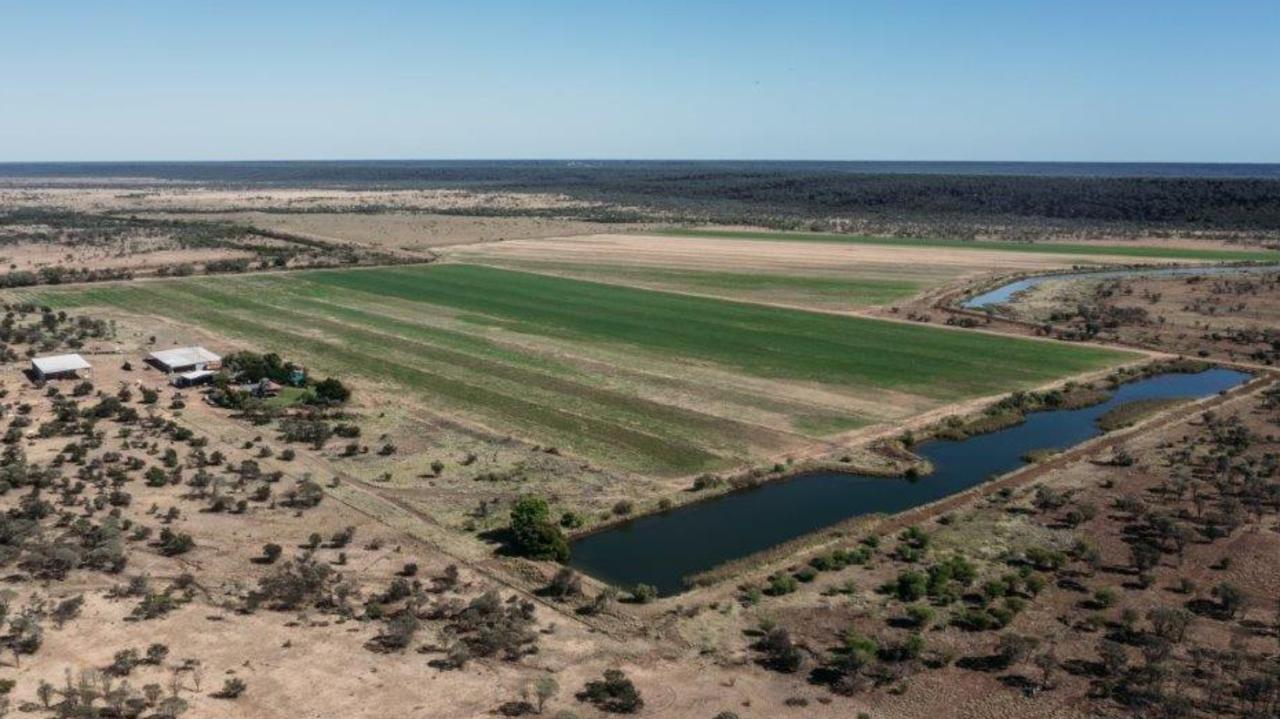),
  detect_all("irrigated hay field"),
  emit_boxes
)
[445,230,1279,313]
[26,264,1133,475]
